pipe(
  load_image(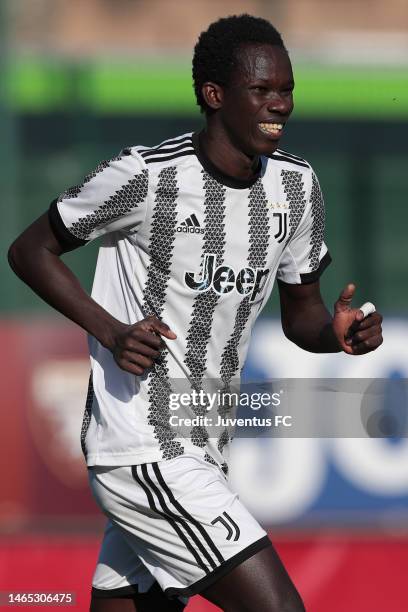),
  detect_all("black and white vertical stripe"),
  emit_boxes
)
[281,170,307,247]
[183,172,226,449]
[132,462,224,574]
[219,180,270,383]
[58,150,128,202]
[308,173,325,271]
[67,168,149,242]
[80,372,94,458]
[143,166,184,460]
[184,171,226,387]
[217,180,270,453]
